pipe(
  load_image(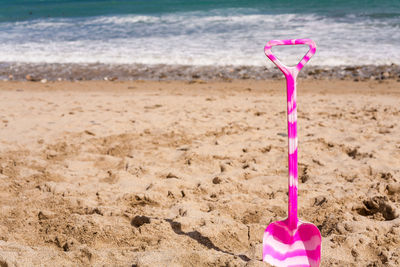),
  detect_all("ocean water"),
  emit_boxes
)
[0,0,399,67]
